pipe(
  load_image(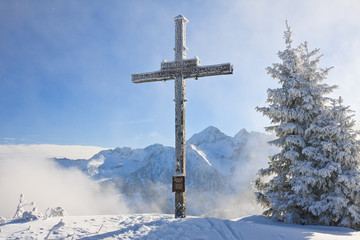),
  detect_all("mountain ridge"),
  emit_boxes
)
[54,126,278,218]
